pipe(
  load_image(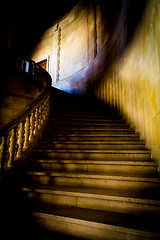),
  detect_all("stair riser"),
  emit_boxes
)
[32,212,159,240]
[50,117,122,122]
[24,191,160,216]
[50,120,125,125]
[52,112,119,116]
[37,144,145,150]
[44,133,137,138]
[42,136,140,142]
[27,175,160,192]
[47,124,130,128]
[33,163,157,176]
[33,152,151,161]
[46,128,132,132]
[53,108,115,112]
[44,129,136,134]
[51,117,121,122]
[50,116,123,121]
[48,121,126,125]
